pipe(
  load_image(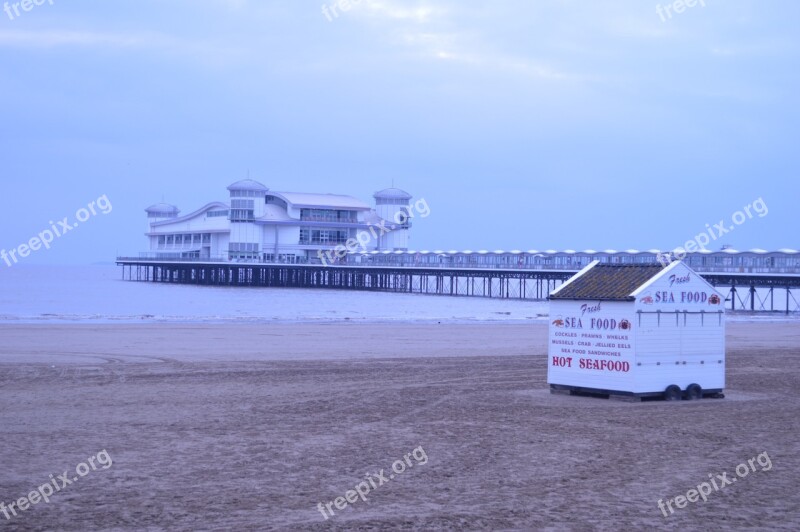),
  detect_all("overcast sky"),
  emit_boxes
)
[1,0,797,264]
